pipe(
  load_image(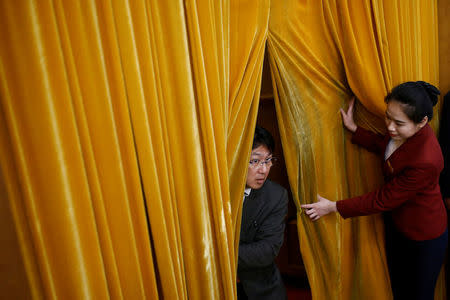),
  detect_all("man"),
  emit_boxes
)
[237,125,288,300]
